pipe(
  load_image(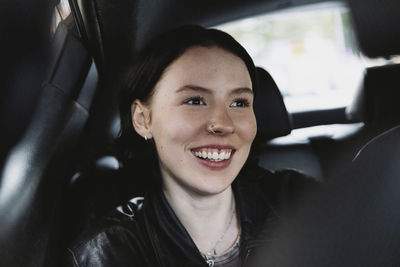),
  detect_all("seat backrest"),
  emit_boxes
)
[0,17,97,267]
